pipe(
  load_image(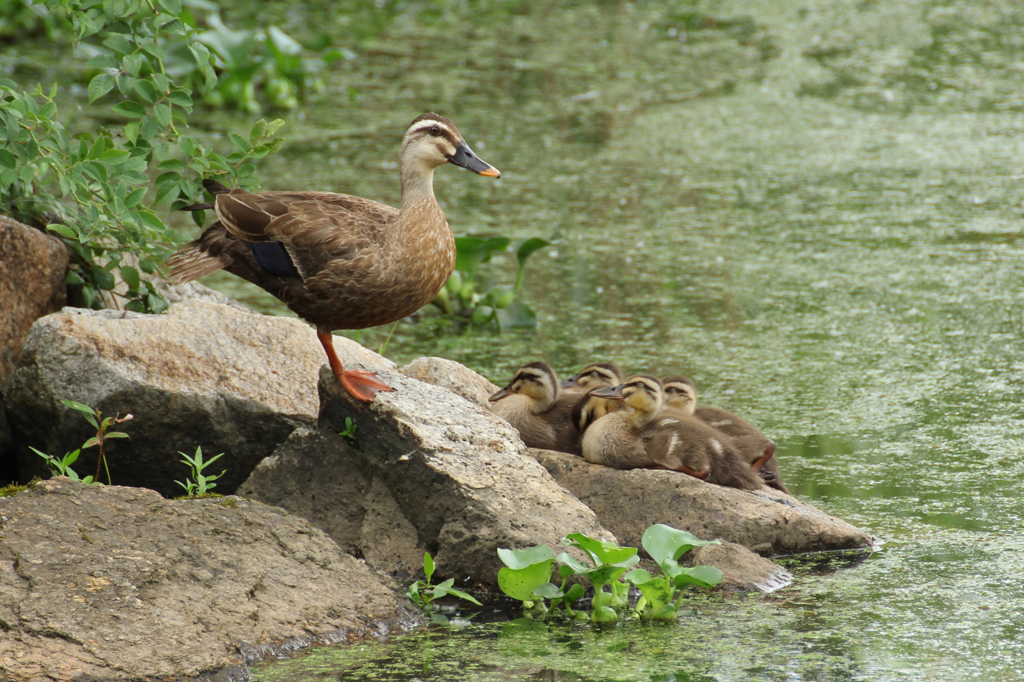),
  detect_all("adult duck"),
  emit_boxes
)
[164,113,500,402]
